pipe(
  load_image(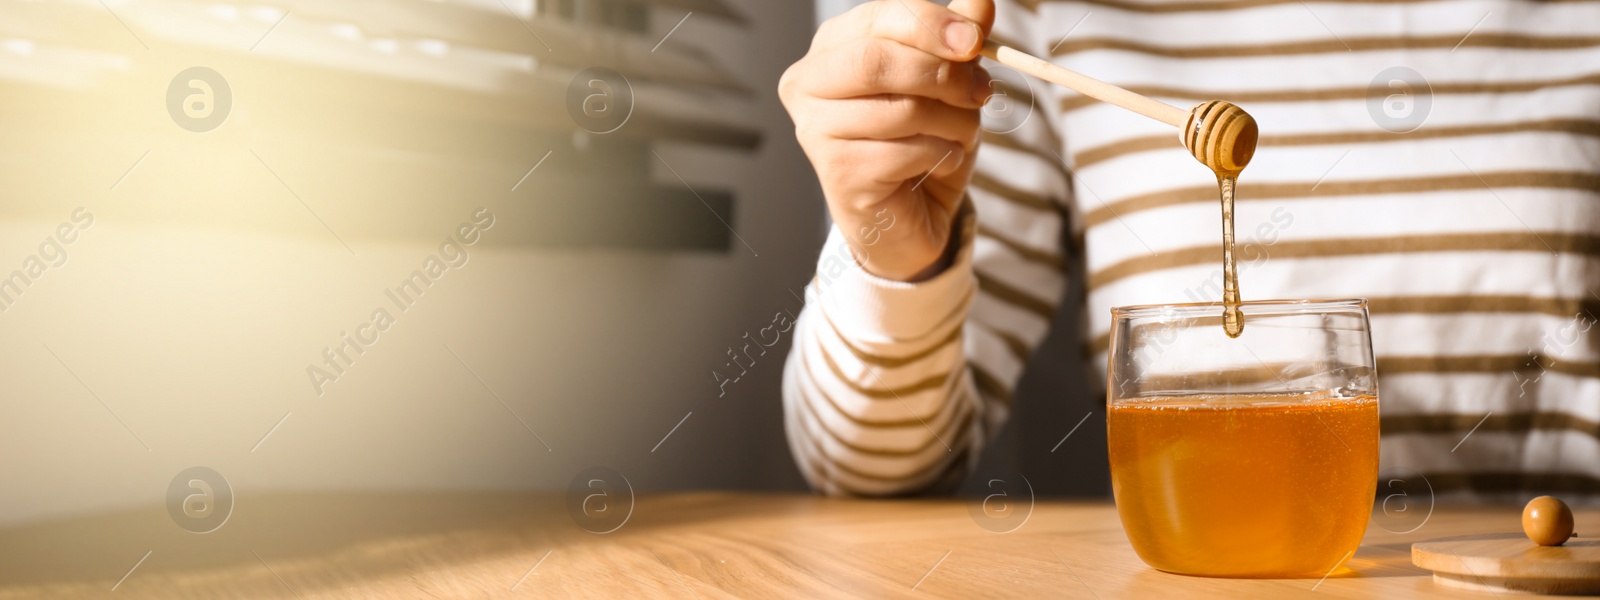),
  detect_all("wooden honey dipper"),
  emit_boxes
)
[979,40,1258,175]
